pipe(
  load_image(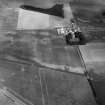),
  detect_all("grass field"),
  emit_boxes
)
[0,30,97,105]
